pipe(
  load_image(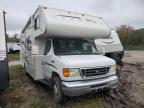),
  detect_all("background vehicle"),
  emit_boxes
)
[7,42,20,53]
[0,10,9,91]
[20,6,118,103]
[95,30,124,66]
